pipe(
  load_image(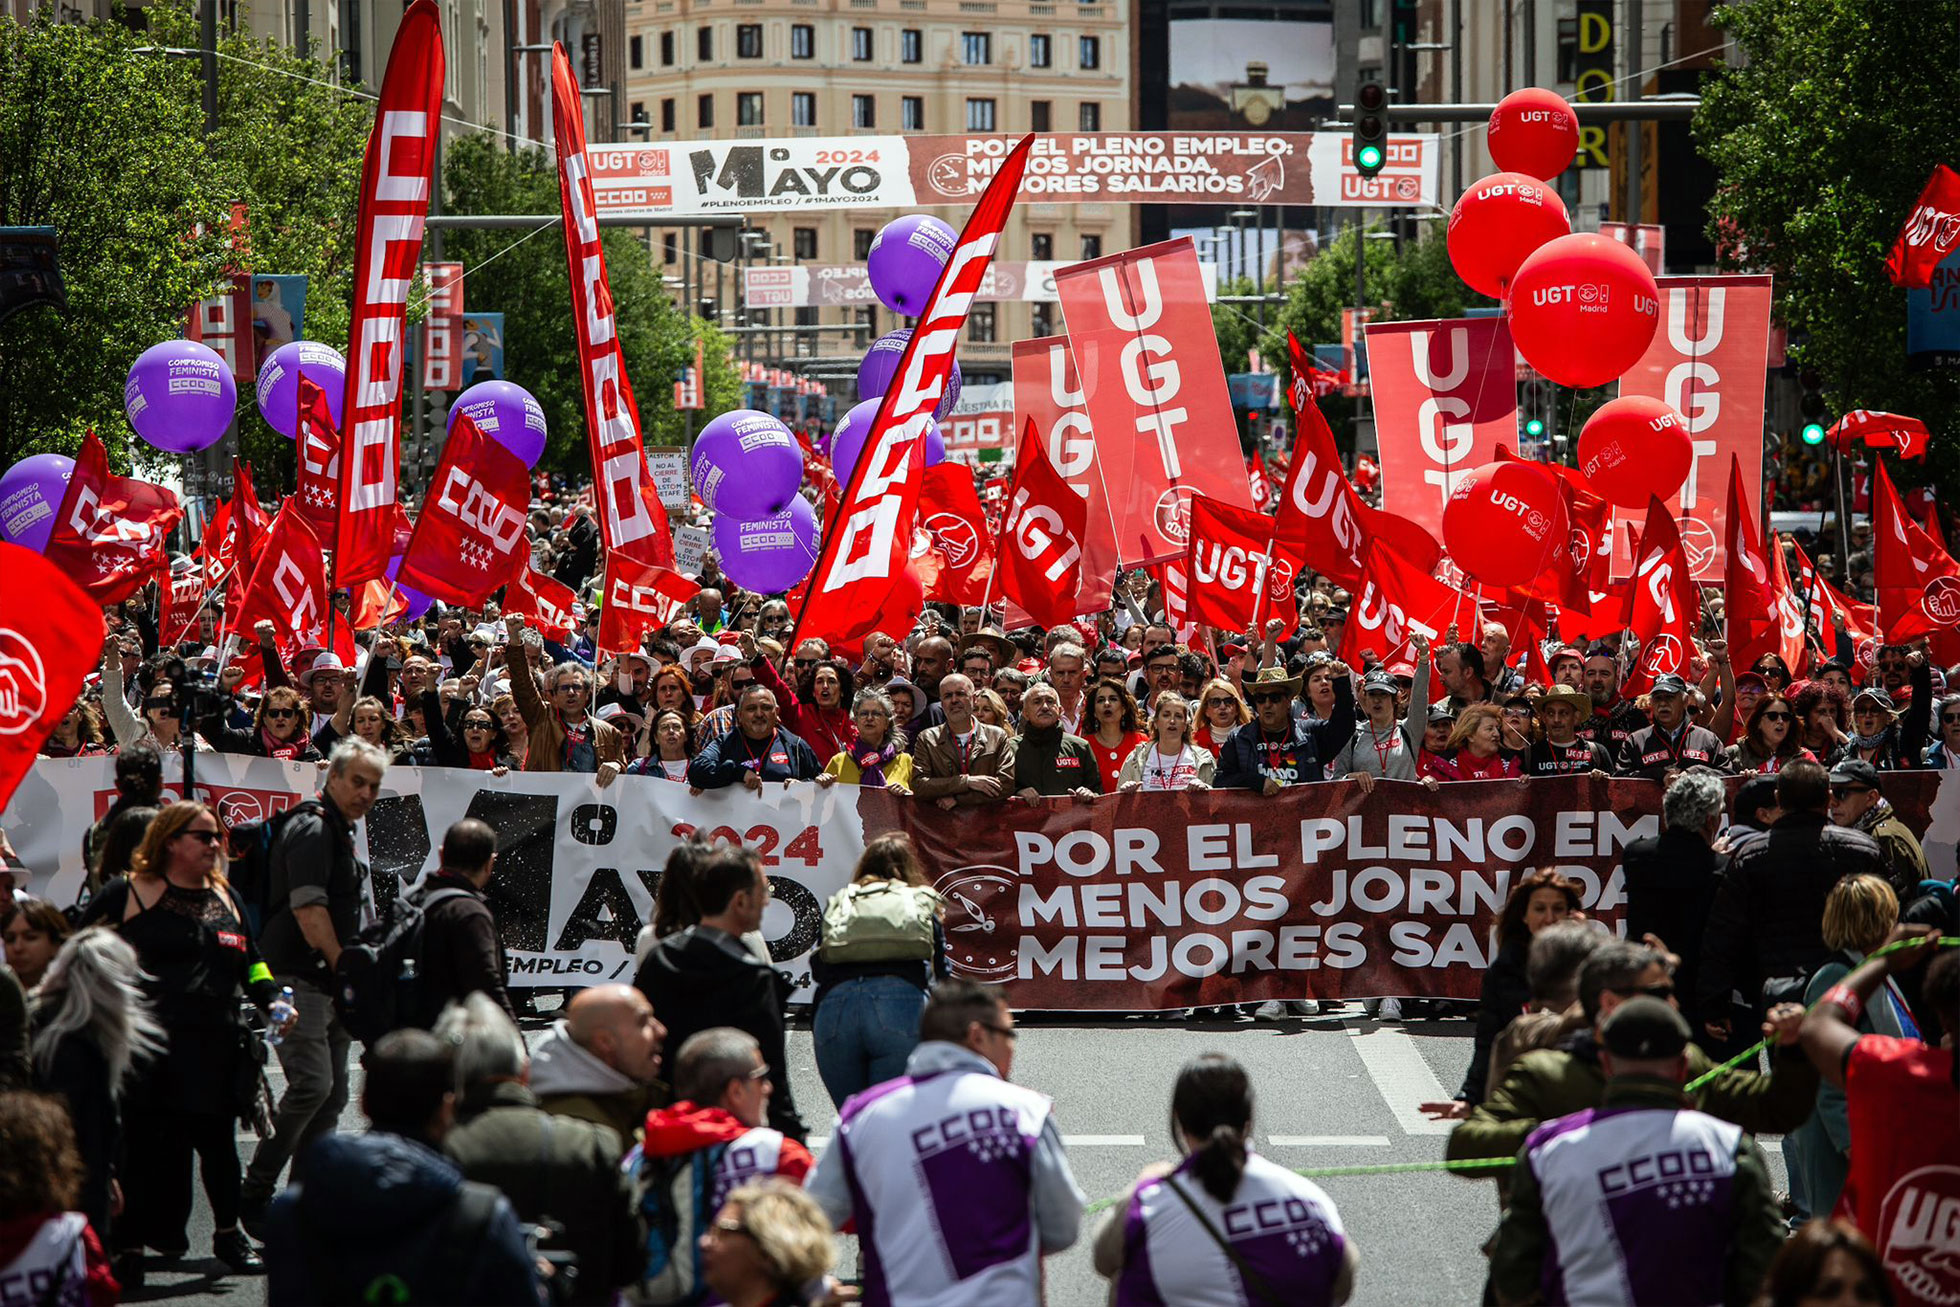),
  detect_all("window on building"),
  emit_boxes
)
[791,23,813,58]
[1081,234,1102,259]
[738,92,763,125]
[968,304,997,343]
[853,94,876,128]
[792,91,816,126]
[697,25,712,60]
[1079,101,1100,131]
[698,93,714,128]
[795,306,819,327]
[661,98,676,131]
[793,227,818,260]
[851,26,873,60]
[629,33,643,68]
[1079,34,1098,69]
[854,229,876,260]
[854,306,878,347]
[630,100,647,127]
[901,28,921,62]
[660,30,674,65]
[663,233,678,264]
[1031,232,1054,260]
[737,23,761,57]
[1030,100,1051,132]
[901,96,923,131]
[966,98,996,131]
[1032,304,1054,337]
[1029,33,1050,67]
[962,31,990,64]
